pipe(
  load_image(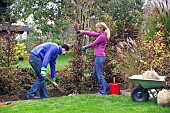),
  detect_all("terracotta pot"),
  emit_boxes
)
[25,54,29,62]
